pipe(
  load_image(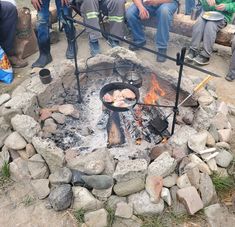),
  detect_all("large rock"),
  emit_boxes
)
[199,173,217,206]
[82,175,113,189]
[83,160,105,175]
[107,195,127,210]
[32,137,65,172]
[72,186,103,211]
[71,169,87,186]
[51,112,65,124]
[49,184,73,211]
[128,190,164,215]
[148,152,176,177]
[115,202,133,219]
[58,104,75,115]
[170,186,187,214]
[113,159,147,182]
[145,176,163,203]
[176,174,191,188]
[215,149,233,168]
[193,107,213,131]
[189,154,211,175]
[84,209,108,227]
[0,117,11,148]
[177,186,204,215]
[186,166,200,189]
[112,215,142,227]
[113,177,145,196]
[4,131,27,150]
[25,143,36,158]
[163,173,177,188]
[0,93,11,106]
[11,114,41,143]
[49,167,72,184]
[161,187,171,206]
[211,113,229,130]
[92,187,112,201]
[31,179,50,199]
[28,154,49,179]
[188,131,208,153]
[218,129,232,143]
